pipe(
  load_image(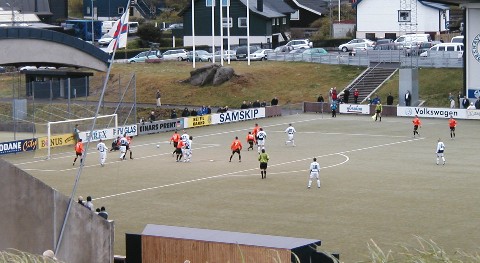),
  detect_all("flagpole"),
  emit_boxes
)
[226,0,231,64]
[54,2,130,257]
[192,0,196,68]
[247,0,250,65]
[211,0,215,63]
[220,0,224,66]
